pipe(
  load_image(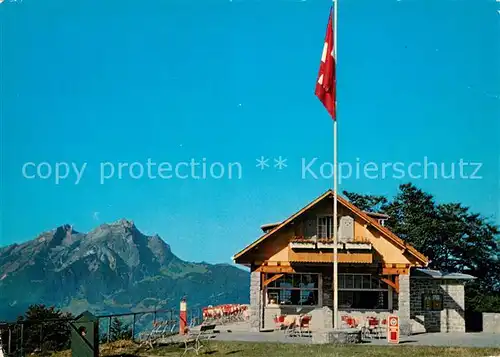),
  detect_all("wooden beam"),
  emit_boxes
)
[255,265,295,273]
[263,274,284,287]
[382,263,410,269]
[380,277,399,293]
[276,261,291,267]
[288,250,373,264]
[382,267,408,275]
